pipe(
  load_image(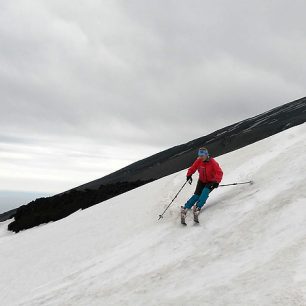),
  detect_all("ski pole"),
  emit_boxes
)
[219,180,254,187]
[158,180,189,220]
